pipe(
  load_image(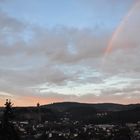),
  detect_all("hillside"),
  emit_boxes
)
[42,102,140,111]
[0,102,140,123]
